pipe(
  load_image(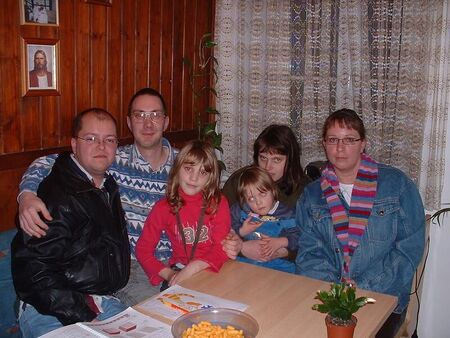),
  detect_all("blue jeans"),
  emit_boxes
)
[19,296,127,338]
